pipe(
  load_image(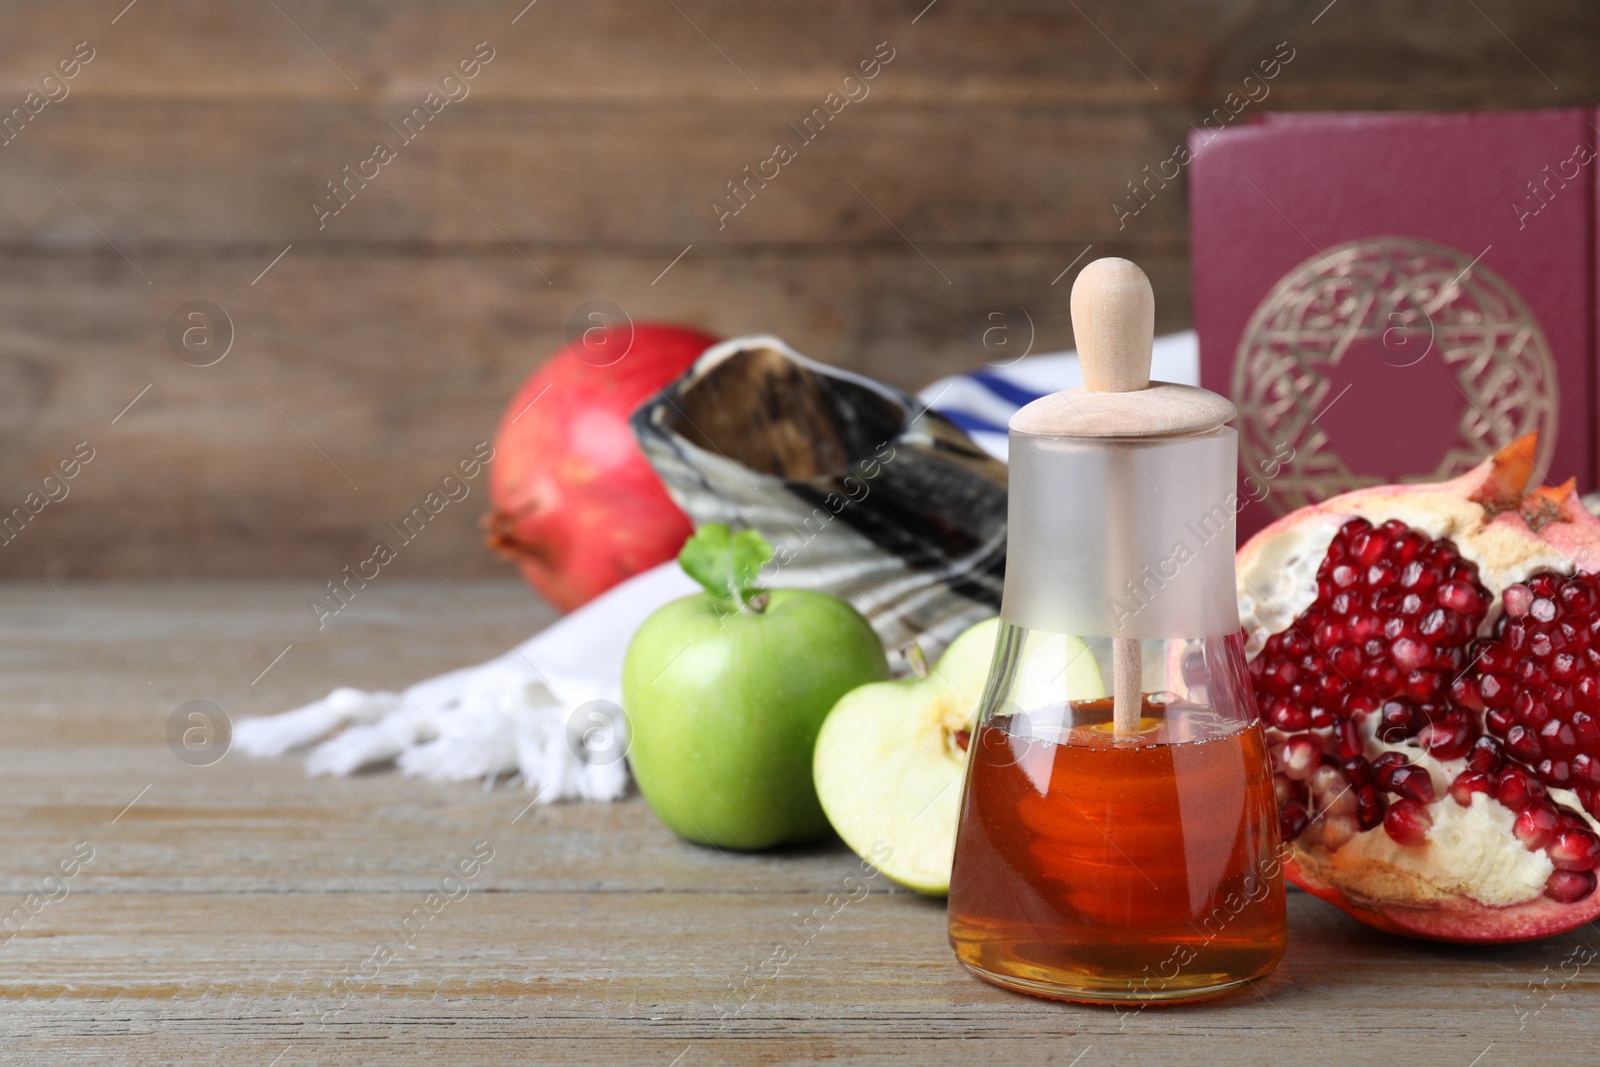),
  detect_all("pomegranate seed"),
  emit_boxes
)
[1356,786,1386,830]
[1494,768,1547,812]
[1513,803,1560,849]
[1280,803,1309,842]
[1573,752,1600,787]
[1403,670,1441,703]
[1353,613,1383,643]
[1266,661,1297,692]
[1371,752,1408,785]
[1478,673,1511,708]
[1538,759,1572,787]
[1335,718,1363,759]
[1280,735,1321,781]
[1504,724,1543,762]
[1343,692,1378,718]
[1554,806,1589,832]
[1504,585,1533,617]
[1351,530,1384,566]
[1506,624,1529,655]
[1575,712,1600,748]
[1541,718,1578,758]
[1394,531,1427,563]
[1274,775,1296,806]
[1437,579,1481,614]
[1267,699,1310,732]
[1378,700,1419,742]
[1450,771,1491,806]
[1342,756,1374,789]
[1391,637,1428,672]
[1548,829,1600,872]
[1529,573,1560,598]
[1466,736,1504,774]
[1513,690,1552,727]
[1383,799,1432,846]
[1308,764,1353,813]
[1486,707,1515,736]
[1418,717,1476,760]
[1532,598,1558,623]
[1544,869,1598,903]
[1561,582,1597,614]
[1389,765,1437,804]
